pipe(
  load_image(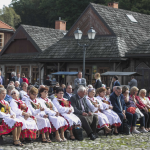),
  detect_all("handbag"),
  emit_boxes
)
[123,119,131,135]
[127,107,136,114]
[72,127,83,141]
